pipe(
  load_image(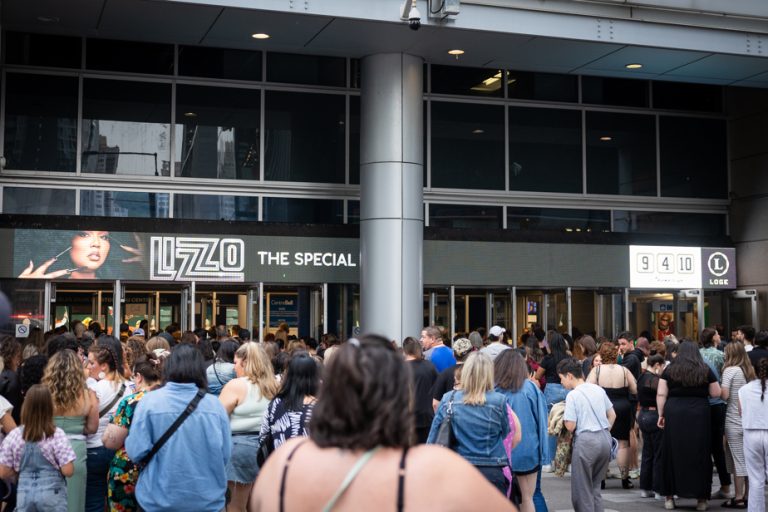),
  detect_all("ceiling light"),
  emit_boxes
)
[251,33,270,40]
[472,129,484,134]
[599,136,612,141]
[183,112,197,118]
[447,49,464,55]
[625,63,643,69]
[37,16,60,23]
